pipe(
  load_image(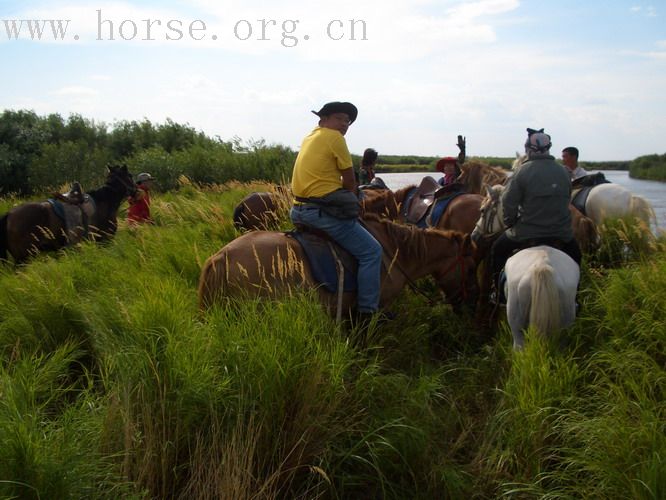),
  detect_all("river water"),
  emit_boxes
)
[379,170,666,234]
